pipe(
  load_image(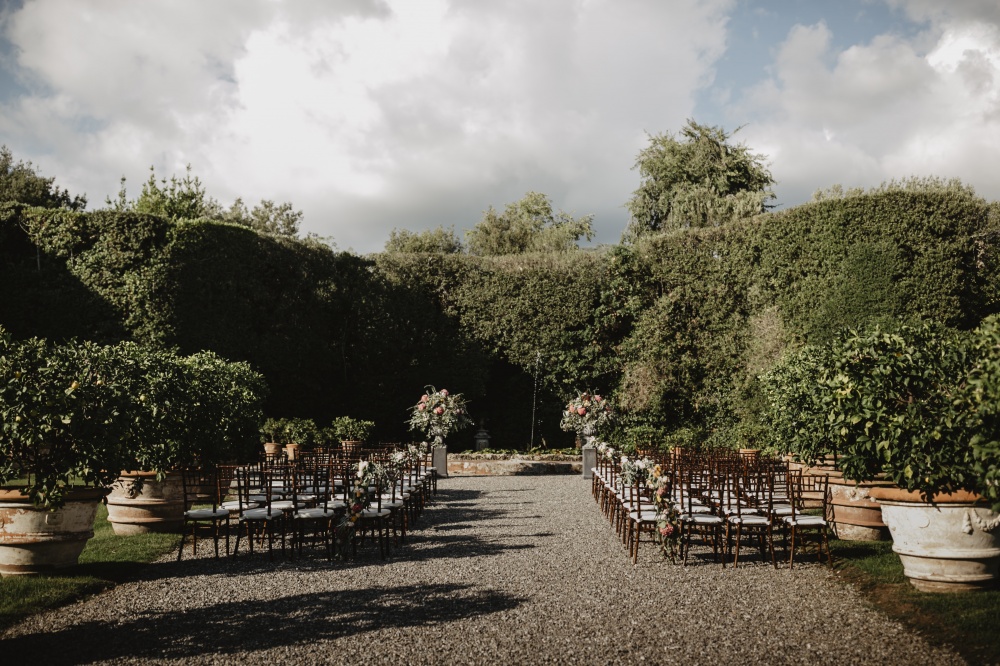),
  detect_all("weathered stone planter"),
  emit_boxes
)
[0,487,106,576]
[827,475,891,541]
[106,471,185,535]
[869,487,1000,592]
